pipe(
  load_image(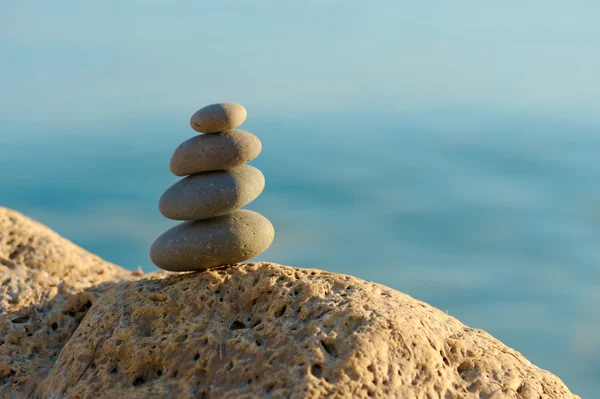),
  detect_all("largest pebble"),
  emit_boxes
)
[150,209,275,271]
